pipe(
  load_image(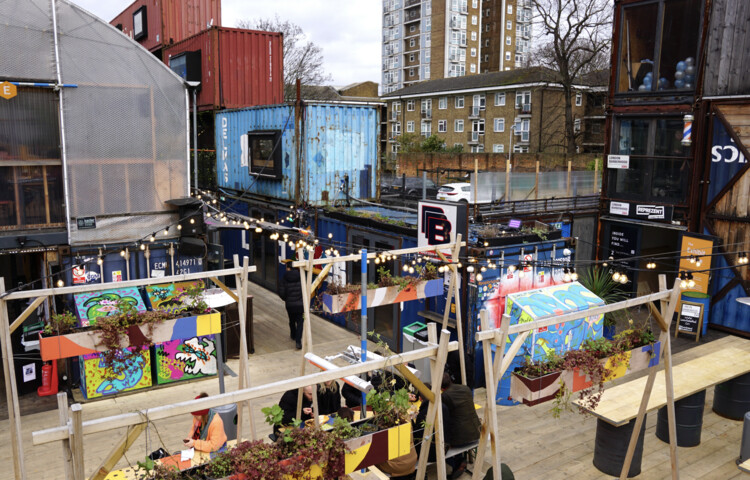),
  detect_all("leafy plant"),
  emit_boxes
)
[579,266,629,328]
[331,415,361,440]
[44,311,77,335]
[557,347,609,416]
[515,350,564,378]
[178,281,210,314]
[366,387,411,430]
[203,449,234,478]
